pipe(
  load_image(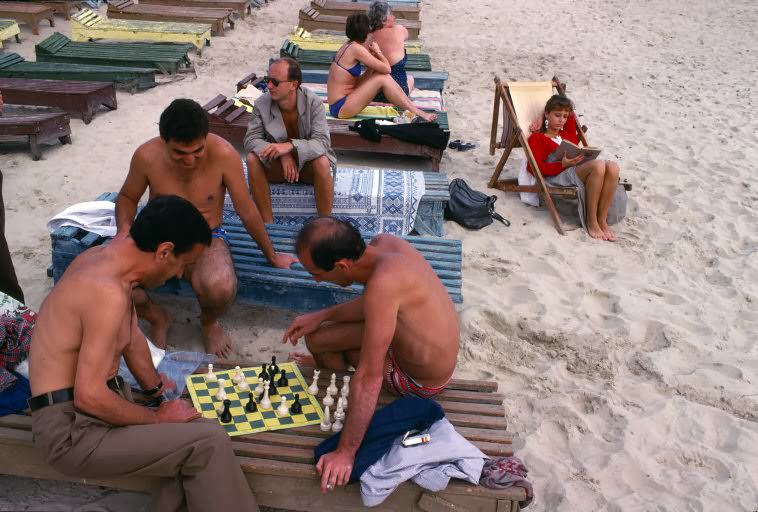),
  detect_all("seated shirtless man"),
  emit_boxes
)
[116,99,297,356]
[29,196,259,512]
[282,217,459,492]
